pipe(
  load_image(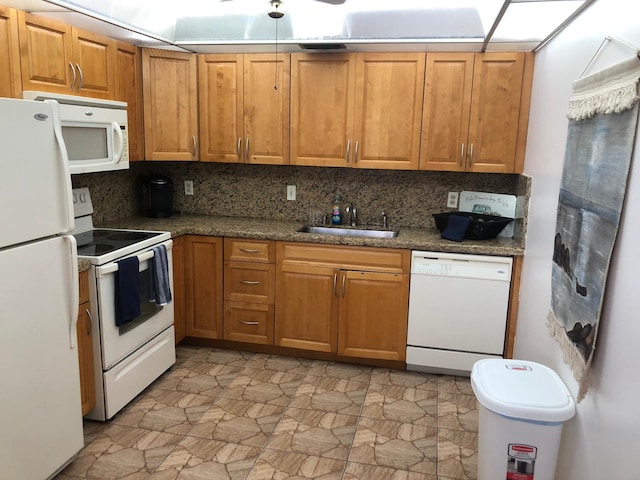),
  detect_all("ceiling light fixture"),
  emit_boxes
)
[268,0,284,91]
